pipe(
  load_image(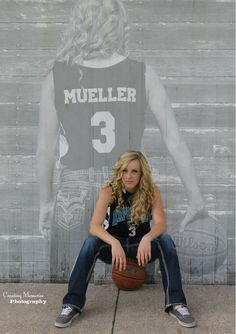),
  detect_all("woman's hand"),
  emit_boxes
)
[111,239,126,271]
[179,204,216,232]
[39,200,55,238]
[137,235,152,267]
